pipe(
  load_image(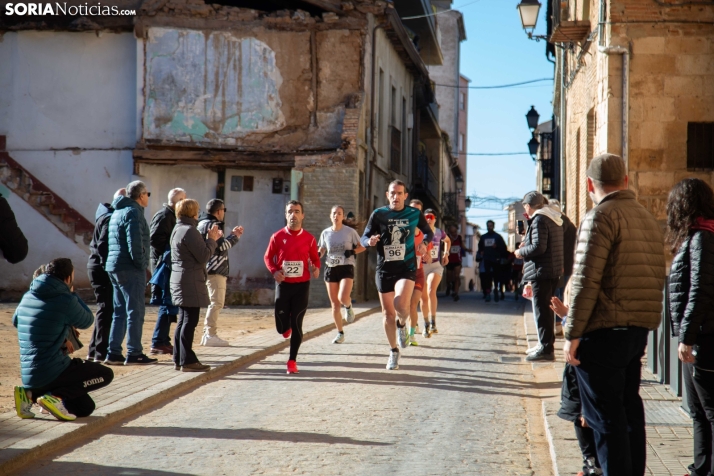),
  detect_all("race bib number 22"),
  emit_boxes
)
[282,261,304,278]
